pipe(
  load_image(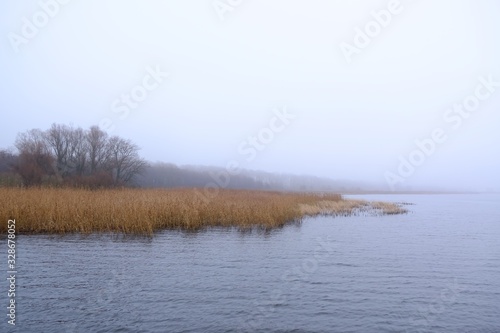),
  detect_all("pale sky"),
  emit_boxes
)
[1,0,499,192]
